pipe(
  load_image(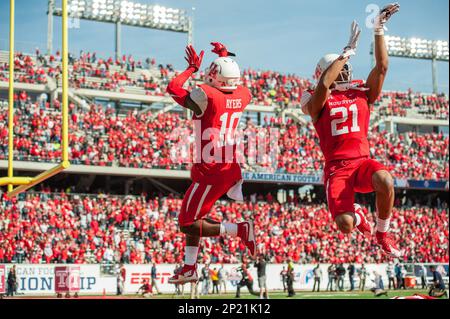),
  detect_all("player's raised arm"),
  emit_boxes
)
[366,3,400,104]
[166,45,205,116]
[303,21,361,122]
